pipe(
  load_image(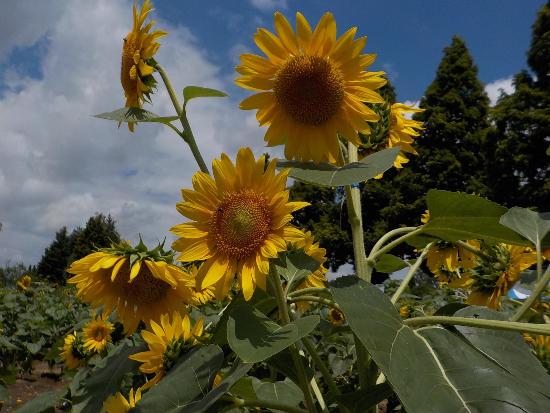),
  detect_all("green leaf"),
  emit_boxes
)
[183,86,227,105]
[335,383,394,413]
[275,250,320,292]
[23,337,46,354]
[71,340,145,413]
[13,389,65,413]
[422,190,528,245]
[331,277,550,412]
[374,254,408,273]
[277,147,400,186]
[266,349,314,387]
[227,303,319,363]
[133,345,224,413]
[230,376,258,400]
[253,379,303,411]
[500,207,550,246]
[0,336,18,351]
[175,360,251,413]
[94,107,178,124]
